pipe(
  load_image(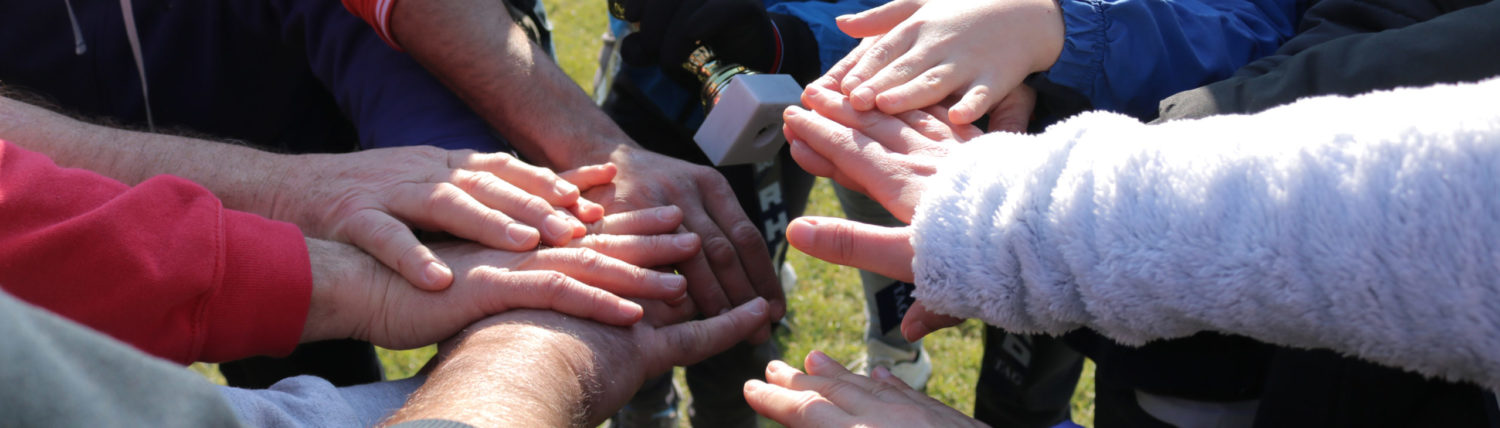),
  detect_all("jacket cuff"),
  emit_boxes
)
[197,210,312,362]
[1041,0,1109,104]
[342,0,404,51]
